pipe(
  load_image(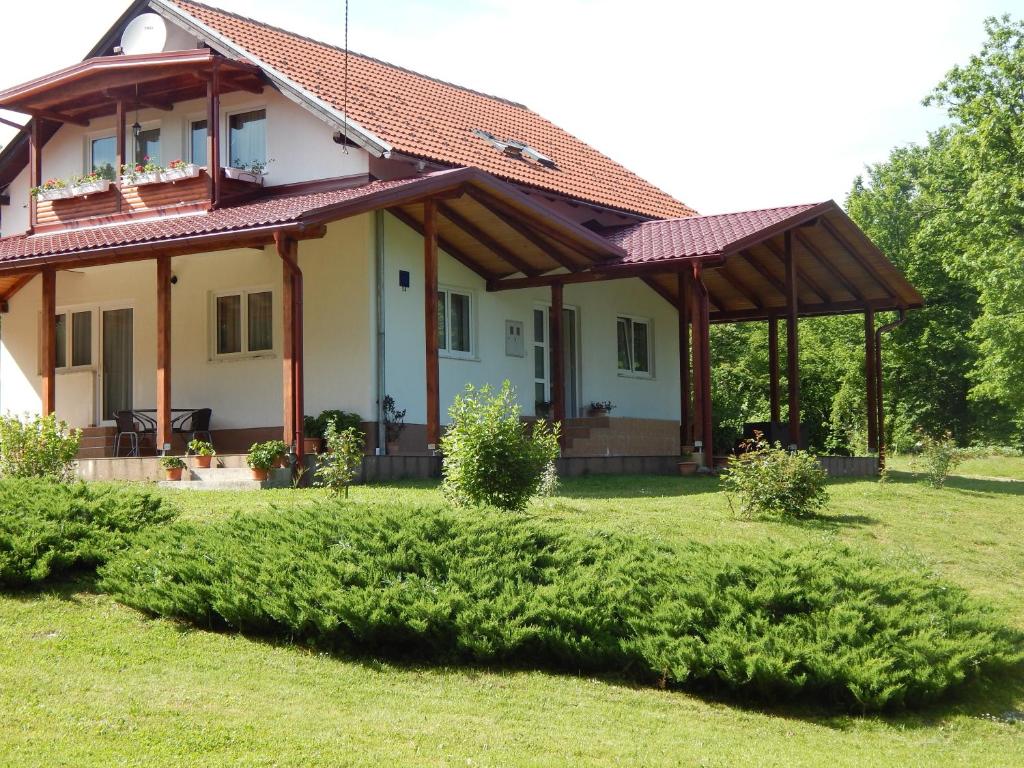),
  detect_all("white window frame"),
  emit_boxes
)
[532,304,549,408]
[616,314,653,378]
[186,113,209,168]
[225,105,268,171]
[209,286,276,361]
[438,285,476,360]
[84,130,116,177]
[44,303,97,374]
[131,119,163,165]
